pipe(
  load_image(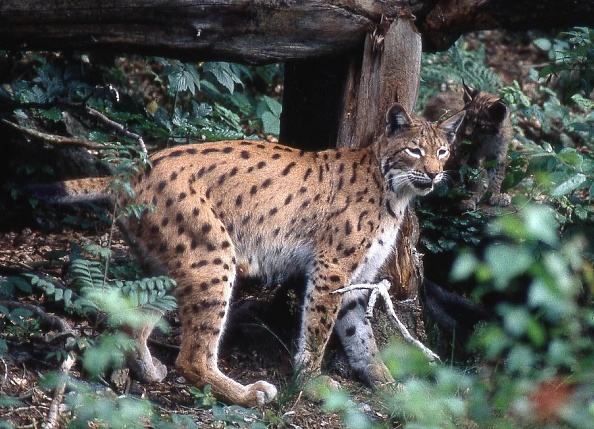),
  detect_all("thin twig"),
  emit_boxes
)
[84,106,148,154]
[2,85,148,154]
[0,357,8,393]
[332,280,441,362]
[42,351,77,429]
[2,119,114,151]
